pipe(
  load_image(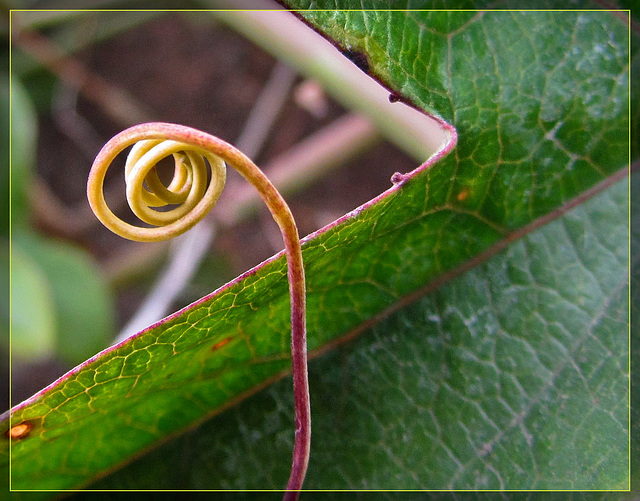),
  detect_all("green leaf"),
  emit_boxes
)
[4,8,629,492]
[90,175,630,492]
[12,231,116,366]
[0,73,9,239]
[10,77,38,231]
[9,244,56,361]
